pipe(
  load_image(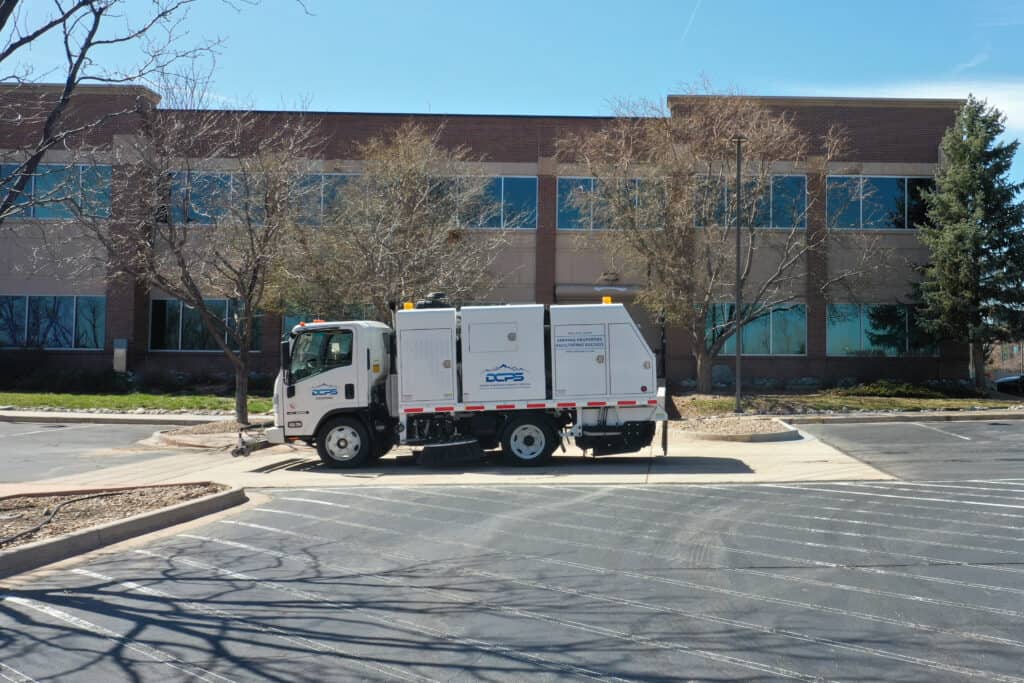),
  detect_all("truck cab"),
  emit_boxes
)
[267,321,392,465]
